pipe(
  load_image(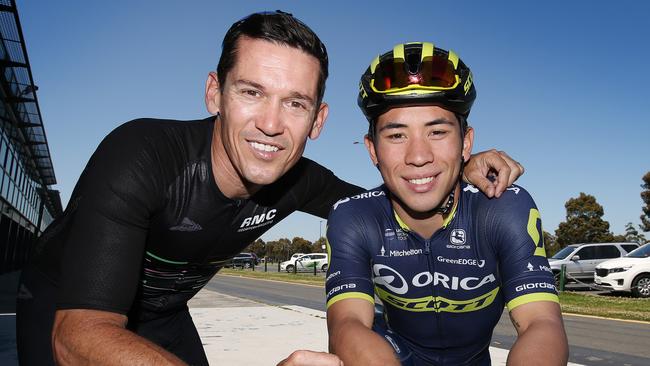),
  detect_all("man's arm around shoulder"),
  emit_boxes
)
[507,301,569,366]
[52,308,187,365]
[327,298,400,366]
